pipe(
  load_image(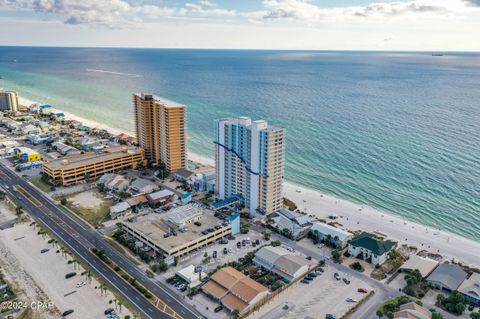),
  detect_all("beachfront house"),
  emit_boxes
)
[399,255,439,279]
[426,263,468,292]
[310,222,353,248]
[269,209,315,240]
[458,272,480,306]
[347,232,397,266]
